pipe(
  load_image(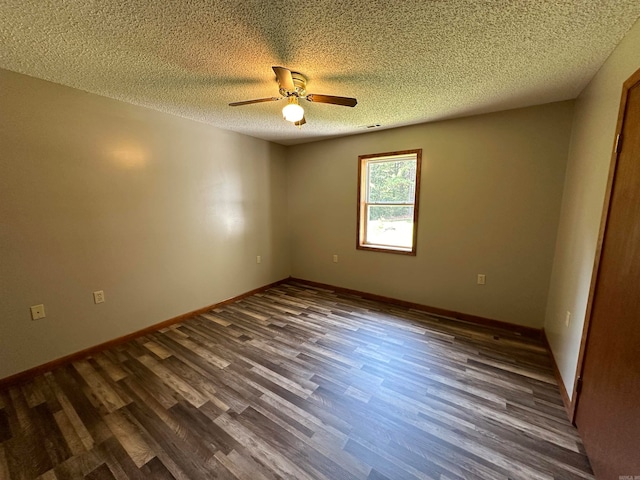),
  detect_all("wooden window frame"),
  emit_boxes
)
[356,149,422,255]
